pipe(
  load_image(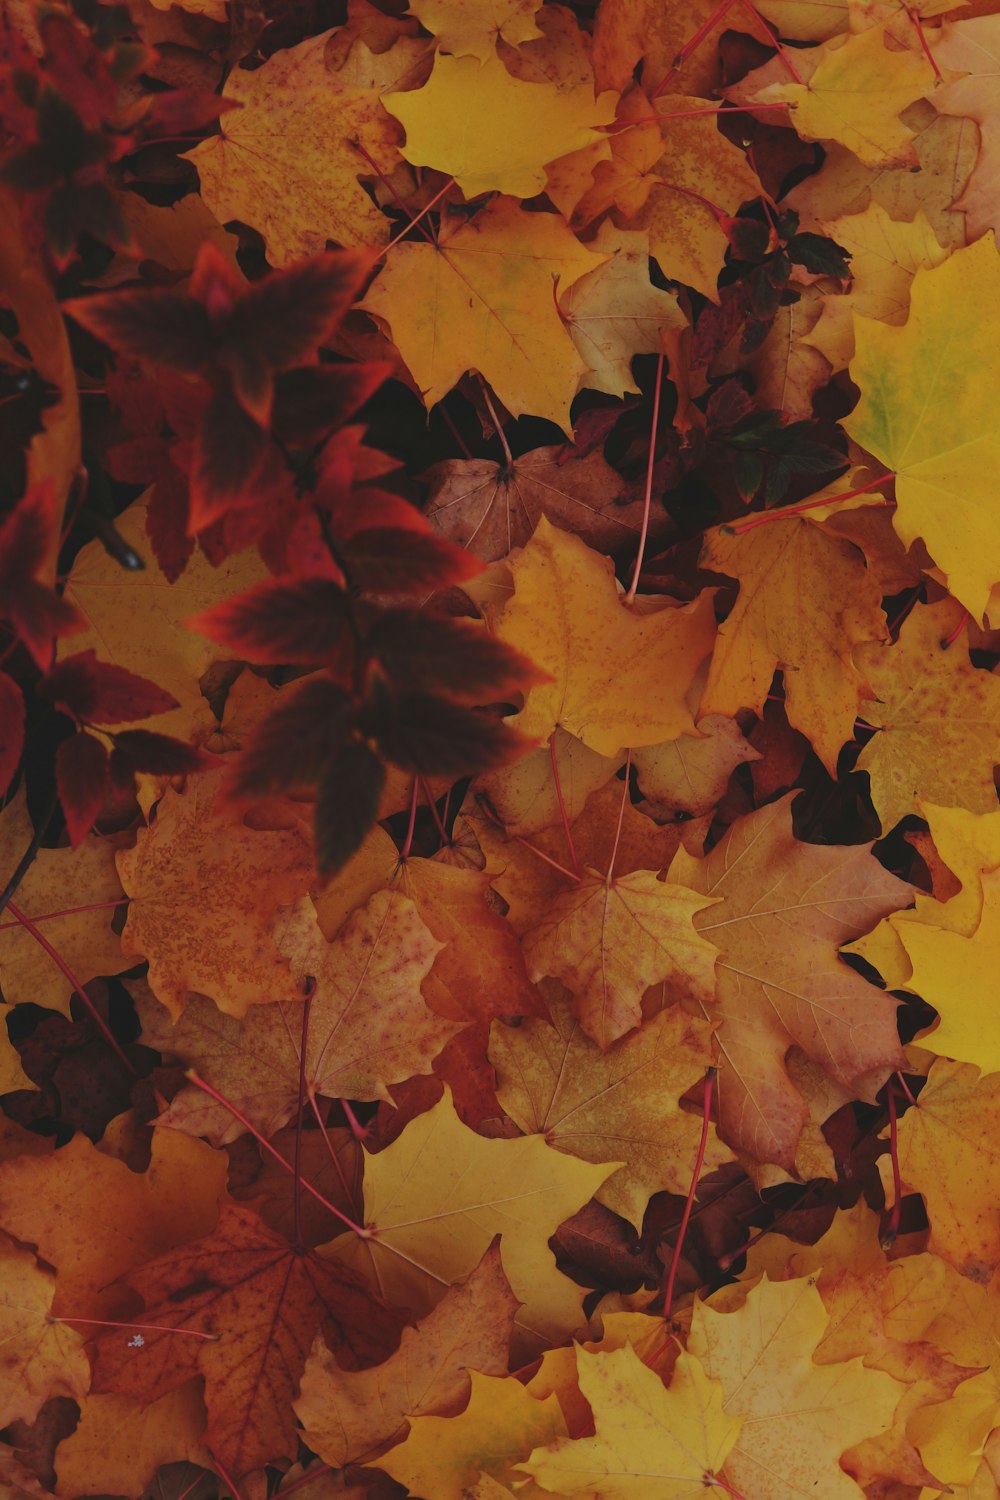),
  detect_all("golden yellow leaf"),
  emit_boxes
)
[522,868,719,1049]
[899,869,1000,1071]
[521,1344,742,1499]
[490,990,728,1226]
[54,1383,209,1499]
[0,1238,90,1429]
[700,517,886,775]
[375,1371,565,1500]
[473,726,621,837]
[383,49,616,198]
[498,517,717,756]
[688,1275,903,1500]
[328,1086,617,1358]
[854,601,1000,833]
[846,234,1000,623]
[633,716,759,818]
[408,0,543,59]
[747,25,936,167]
[362,201,606,433]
